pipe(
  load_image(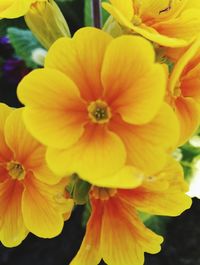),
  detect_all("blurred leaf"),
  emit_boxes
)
[0,18,26,37]
[7,27,42,68]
